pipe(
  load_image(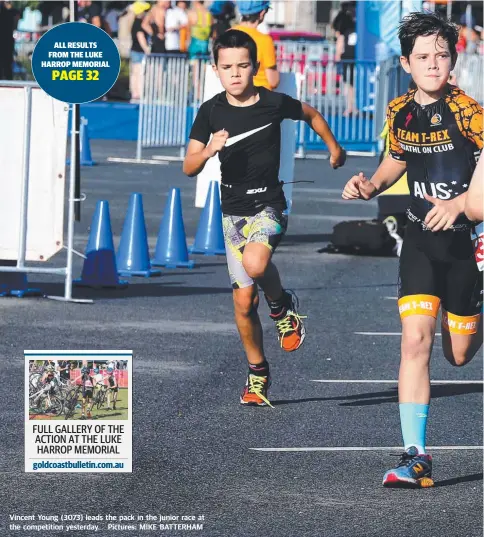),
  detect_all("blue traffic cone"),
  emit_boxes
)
[152,188,195,268]
[80,119,96,166]
[117,193,161,277]
[74,201,128,288]
[190,181,225,255]
[0,261,42,297]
